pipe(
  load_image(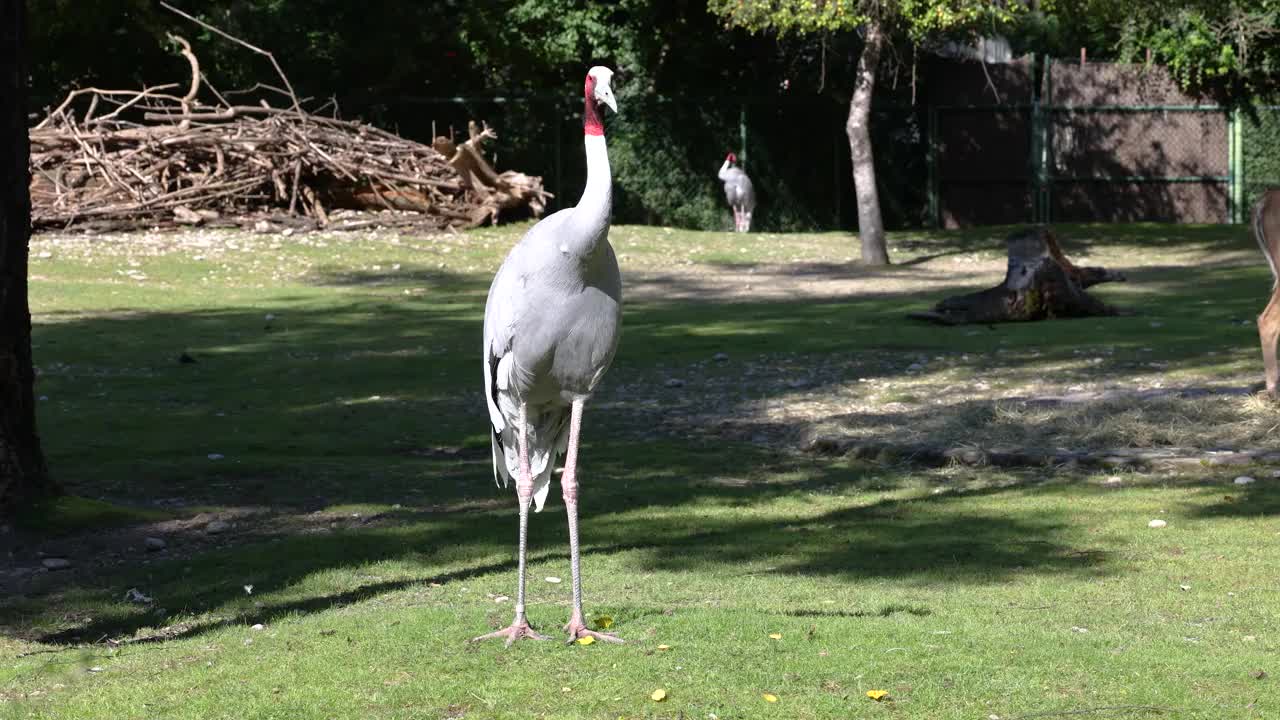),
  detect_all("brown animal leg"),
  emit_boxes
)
[1260,290,1280,396]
